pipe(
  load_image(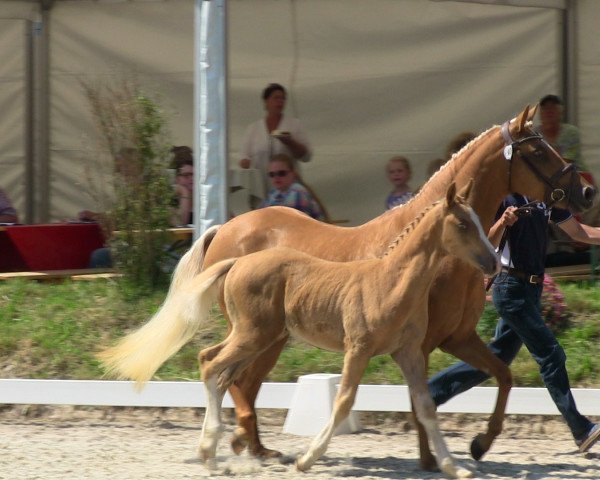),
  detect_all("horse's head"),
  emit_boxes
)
[442,181,499,275]
[503,105,596,212]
